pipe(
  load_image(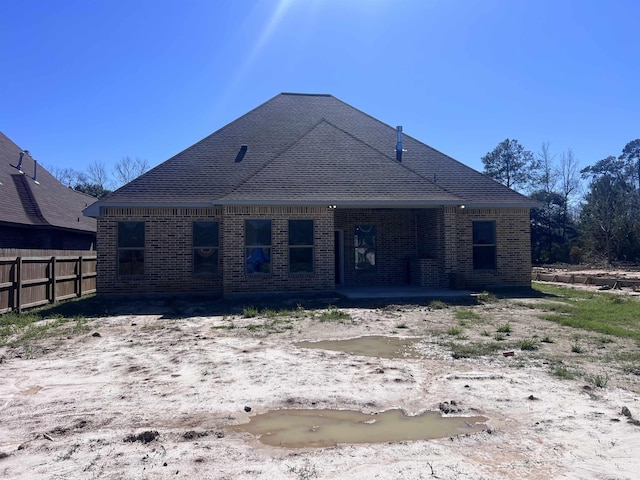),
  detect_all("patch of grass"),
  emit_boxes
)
[211,323,236,330]
[0,312,42,344]
[451,341,503,359]
[454,309,481,321]
[518,338,539,351]
[0,311,90,356]
[496,322,511,333]
[242,306,259,318]
[446,325,463,337]
[476,291,498,303]
[480,329,491,337]
[244,317,294,335]
[262,308,278,318]
[590,373,609,388]
[571,341,584,354]
[552,365,576,380]
[317,306,351,322]
[541,335,554,343]
[428,300,449,310]
[533,284,640,341]
[596,336,615,346]
[494,332,505,341]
